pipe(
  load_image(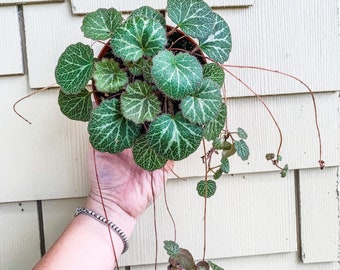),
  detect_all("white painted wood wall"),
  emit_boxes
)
[0,0,339,269]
